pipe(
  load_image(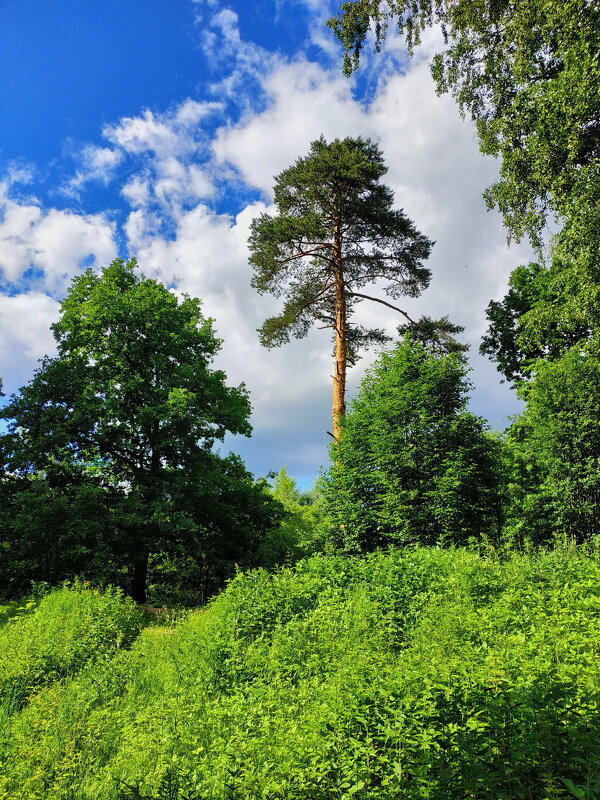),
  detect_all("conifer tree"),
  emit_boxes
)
[249,136,433,441]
